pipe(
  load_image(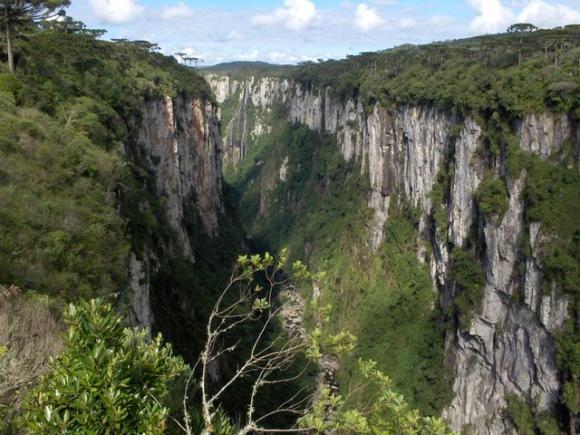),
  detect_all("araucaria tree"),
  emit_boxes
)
[0,0,70,72]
